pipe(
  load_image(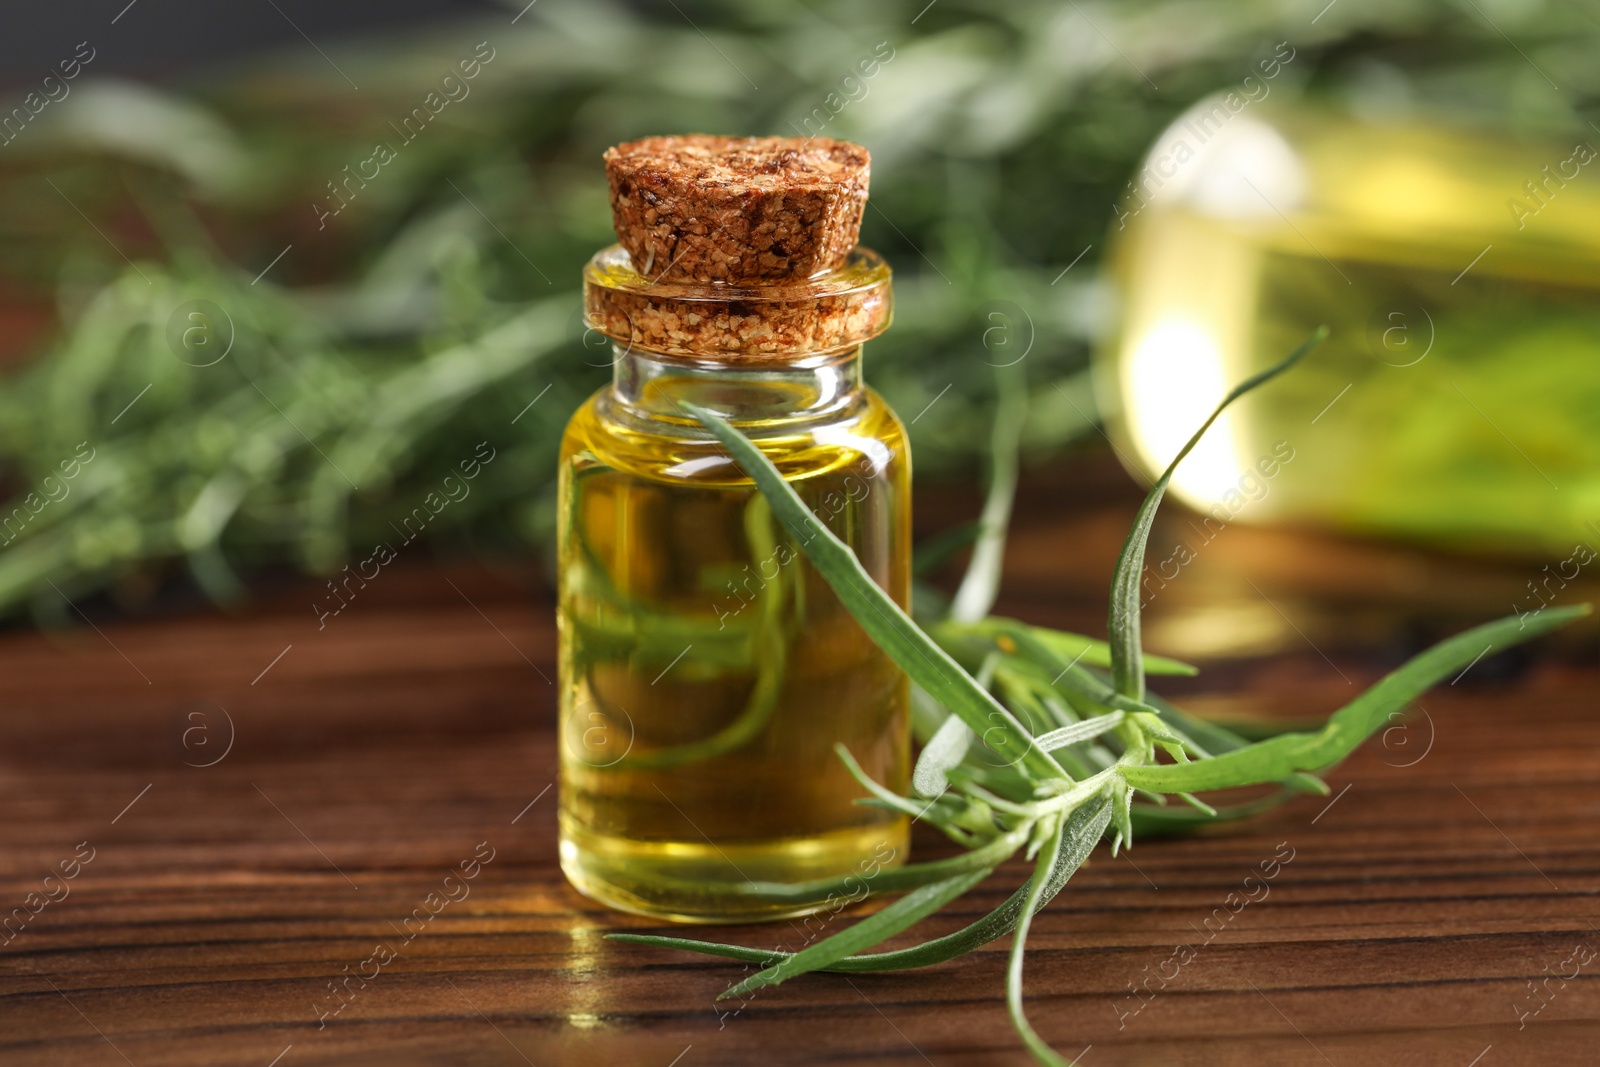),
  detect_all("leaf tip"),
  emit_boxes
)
[718,978,763,1002]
